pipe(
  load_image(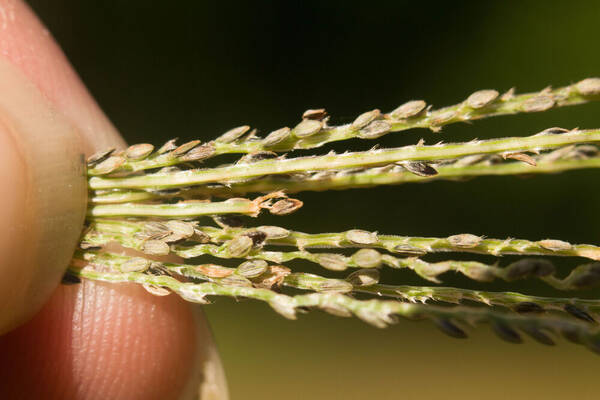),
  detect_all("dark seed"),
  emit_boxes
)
[521,327,555,346]
[147,263,171,276]
[575,145,599,157]
[401,161,438,177]
[214,215,245,228]
[435,318,468,339]
[61,272,81,285]
[238,151,278,163]
[462,264,495,282]
[302,108,327,120]
[491,321,523,344]
[513,302,544,313]
[542,127,569,135]
[564,304,596,323]
[570,265,600,289]
[560,325,583,344]
[79,242,101,250]
[505,259,555,280]
[586,337,600,354]
[244,230,268,246]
